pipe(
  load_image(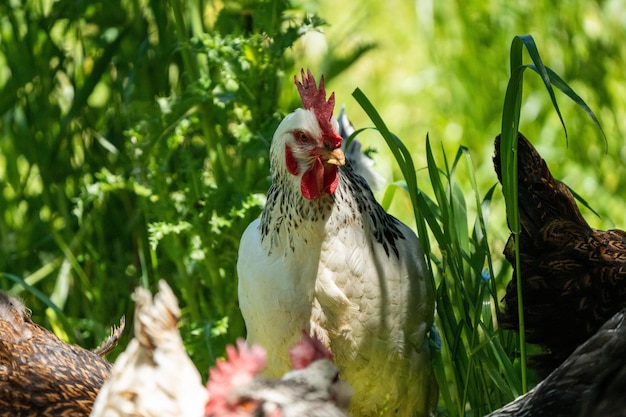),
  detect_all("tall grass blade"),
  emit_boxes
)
[500,34,607,394]
[352,87,432,264]
[516,35,568,138]
[500,60,527,392]
[529,64,607,147]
